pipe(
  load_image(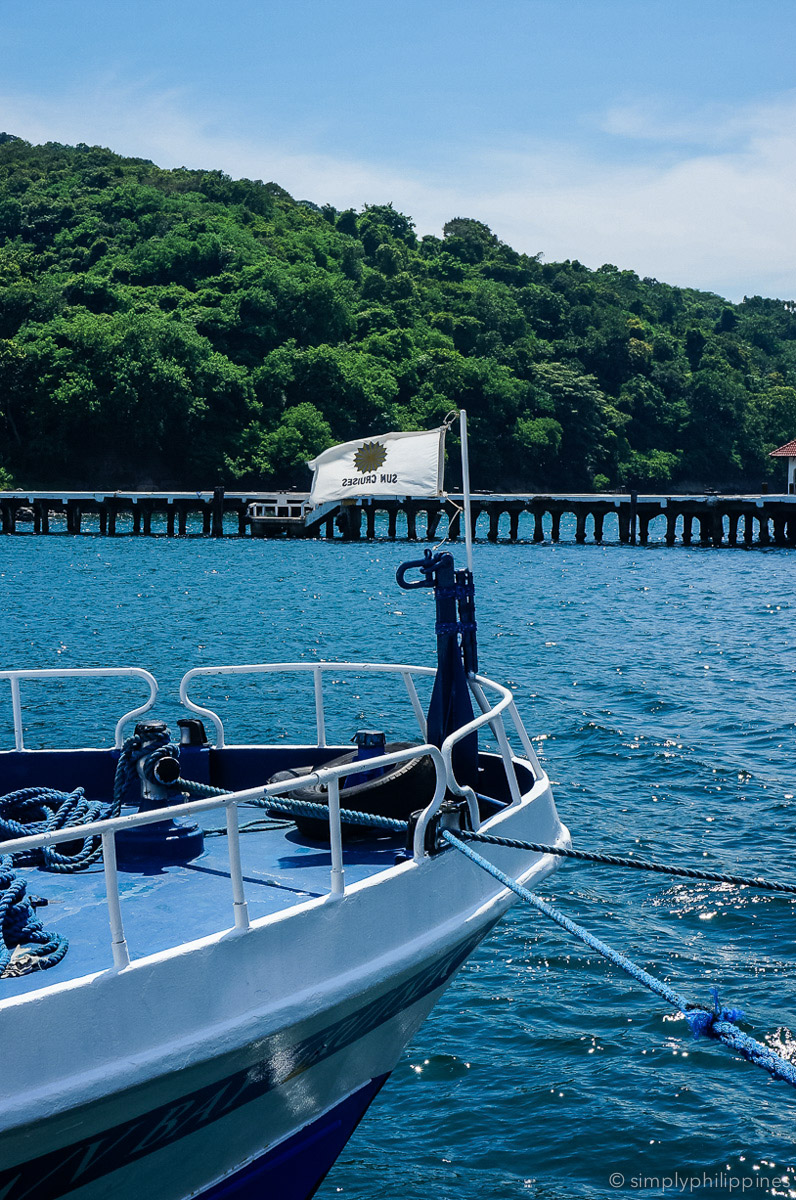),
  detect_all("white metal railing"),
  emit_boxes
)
[179,661,435,748]
[0,668,159,751]
[0,743,447,973]
[248,499,309,520]
[178,661,542,859]
[2,661,542,832]
[410,672,539,857]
